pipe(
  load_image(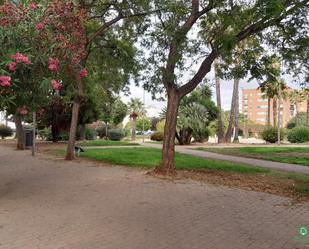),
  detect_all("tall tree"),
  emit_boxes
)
[128,98,145,141]
[141,0,308,174]
[65,0,152,159]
